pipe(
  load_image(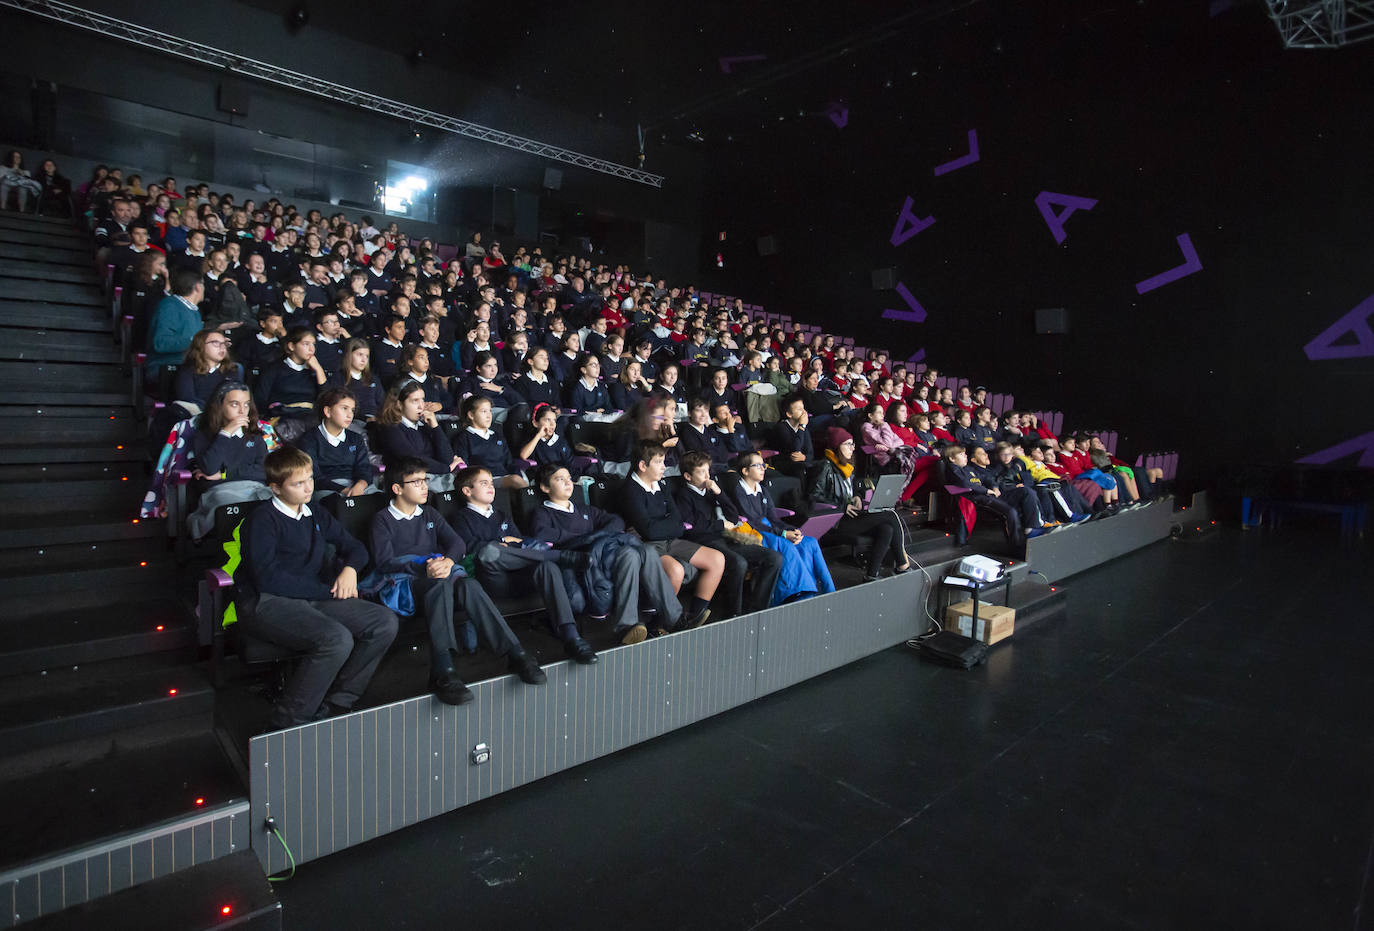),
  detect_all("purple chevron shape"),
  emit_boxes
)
[719,54,767,74]
[1135,233,1202,294]
[881,282,927,323]
[1304,293,1374,360]
[933,129,980,176]
[1035,191,1098,245]
[826,104,849,129]
[889,196,935,247]
[1297,430,1374,468]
